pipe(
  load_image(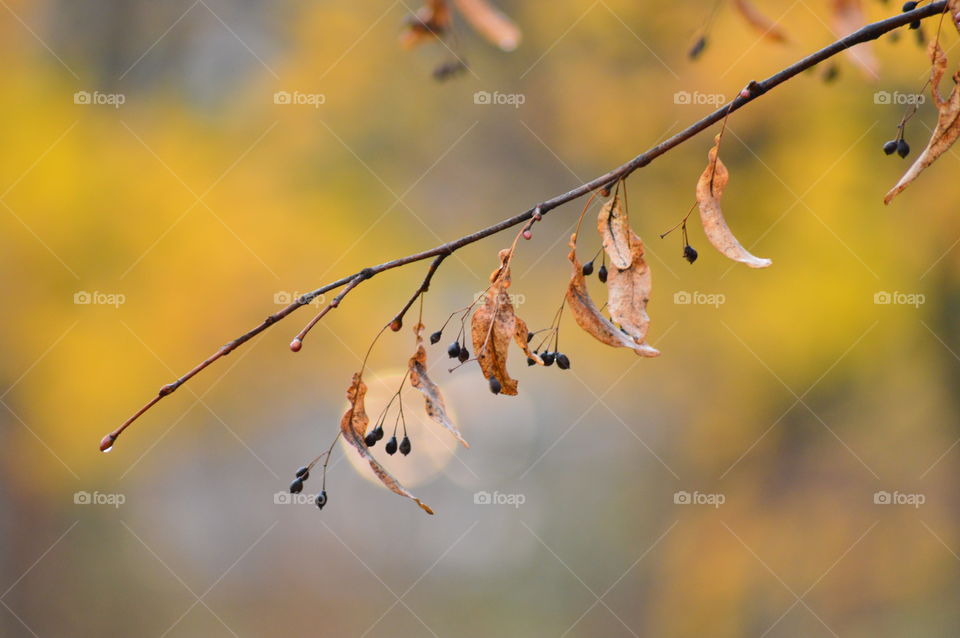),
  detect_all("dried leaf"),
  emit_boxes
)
[400,0,452,49]
[471,249,540,395]
[830,0,878,78]
[339,373,434,514]
[410,324,469,447]
[566,235,660,357]
[597,197,634,270]
[597,196,653,343]
[696,135,772,269]
[732,0,788,43]
[453,0,521,51]
[951,0,960,37]
[885,42,960,204]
